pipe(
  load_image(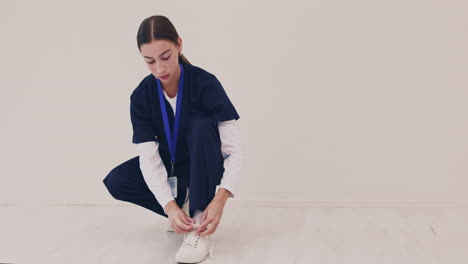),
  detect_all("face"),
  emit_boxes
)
[140,38,182,85]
